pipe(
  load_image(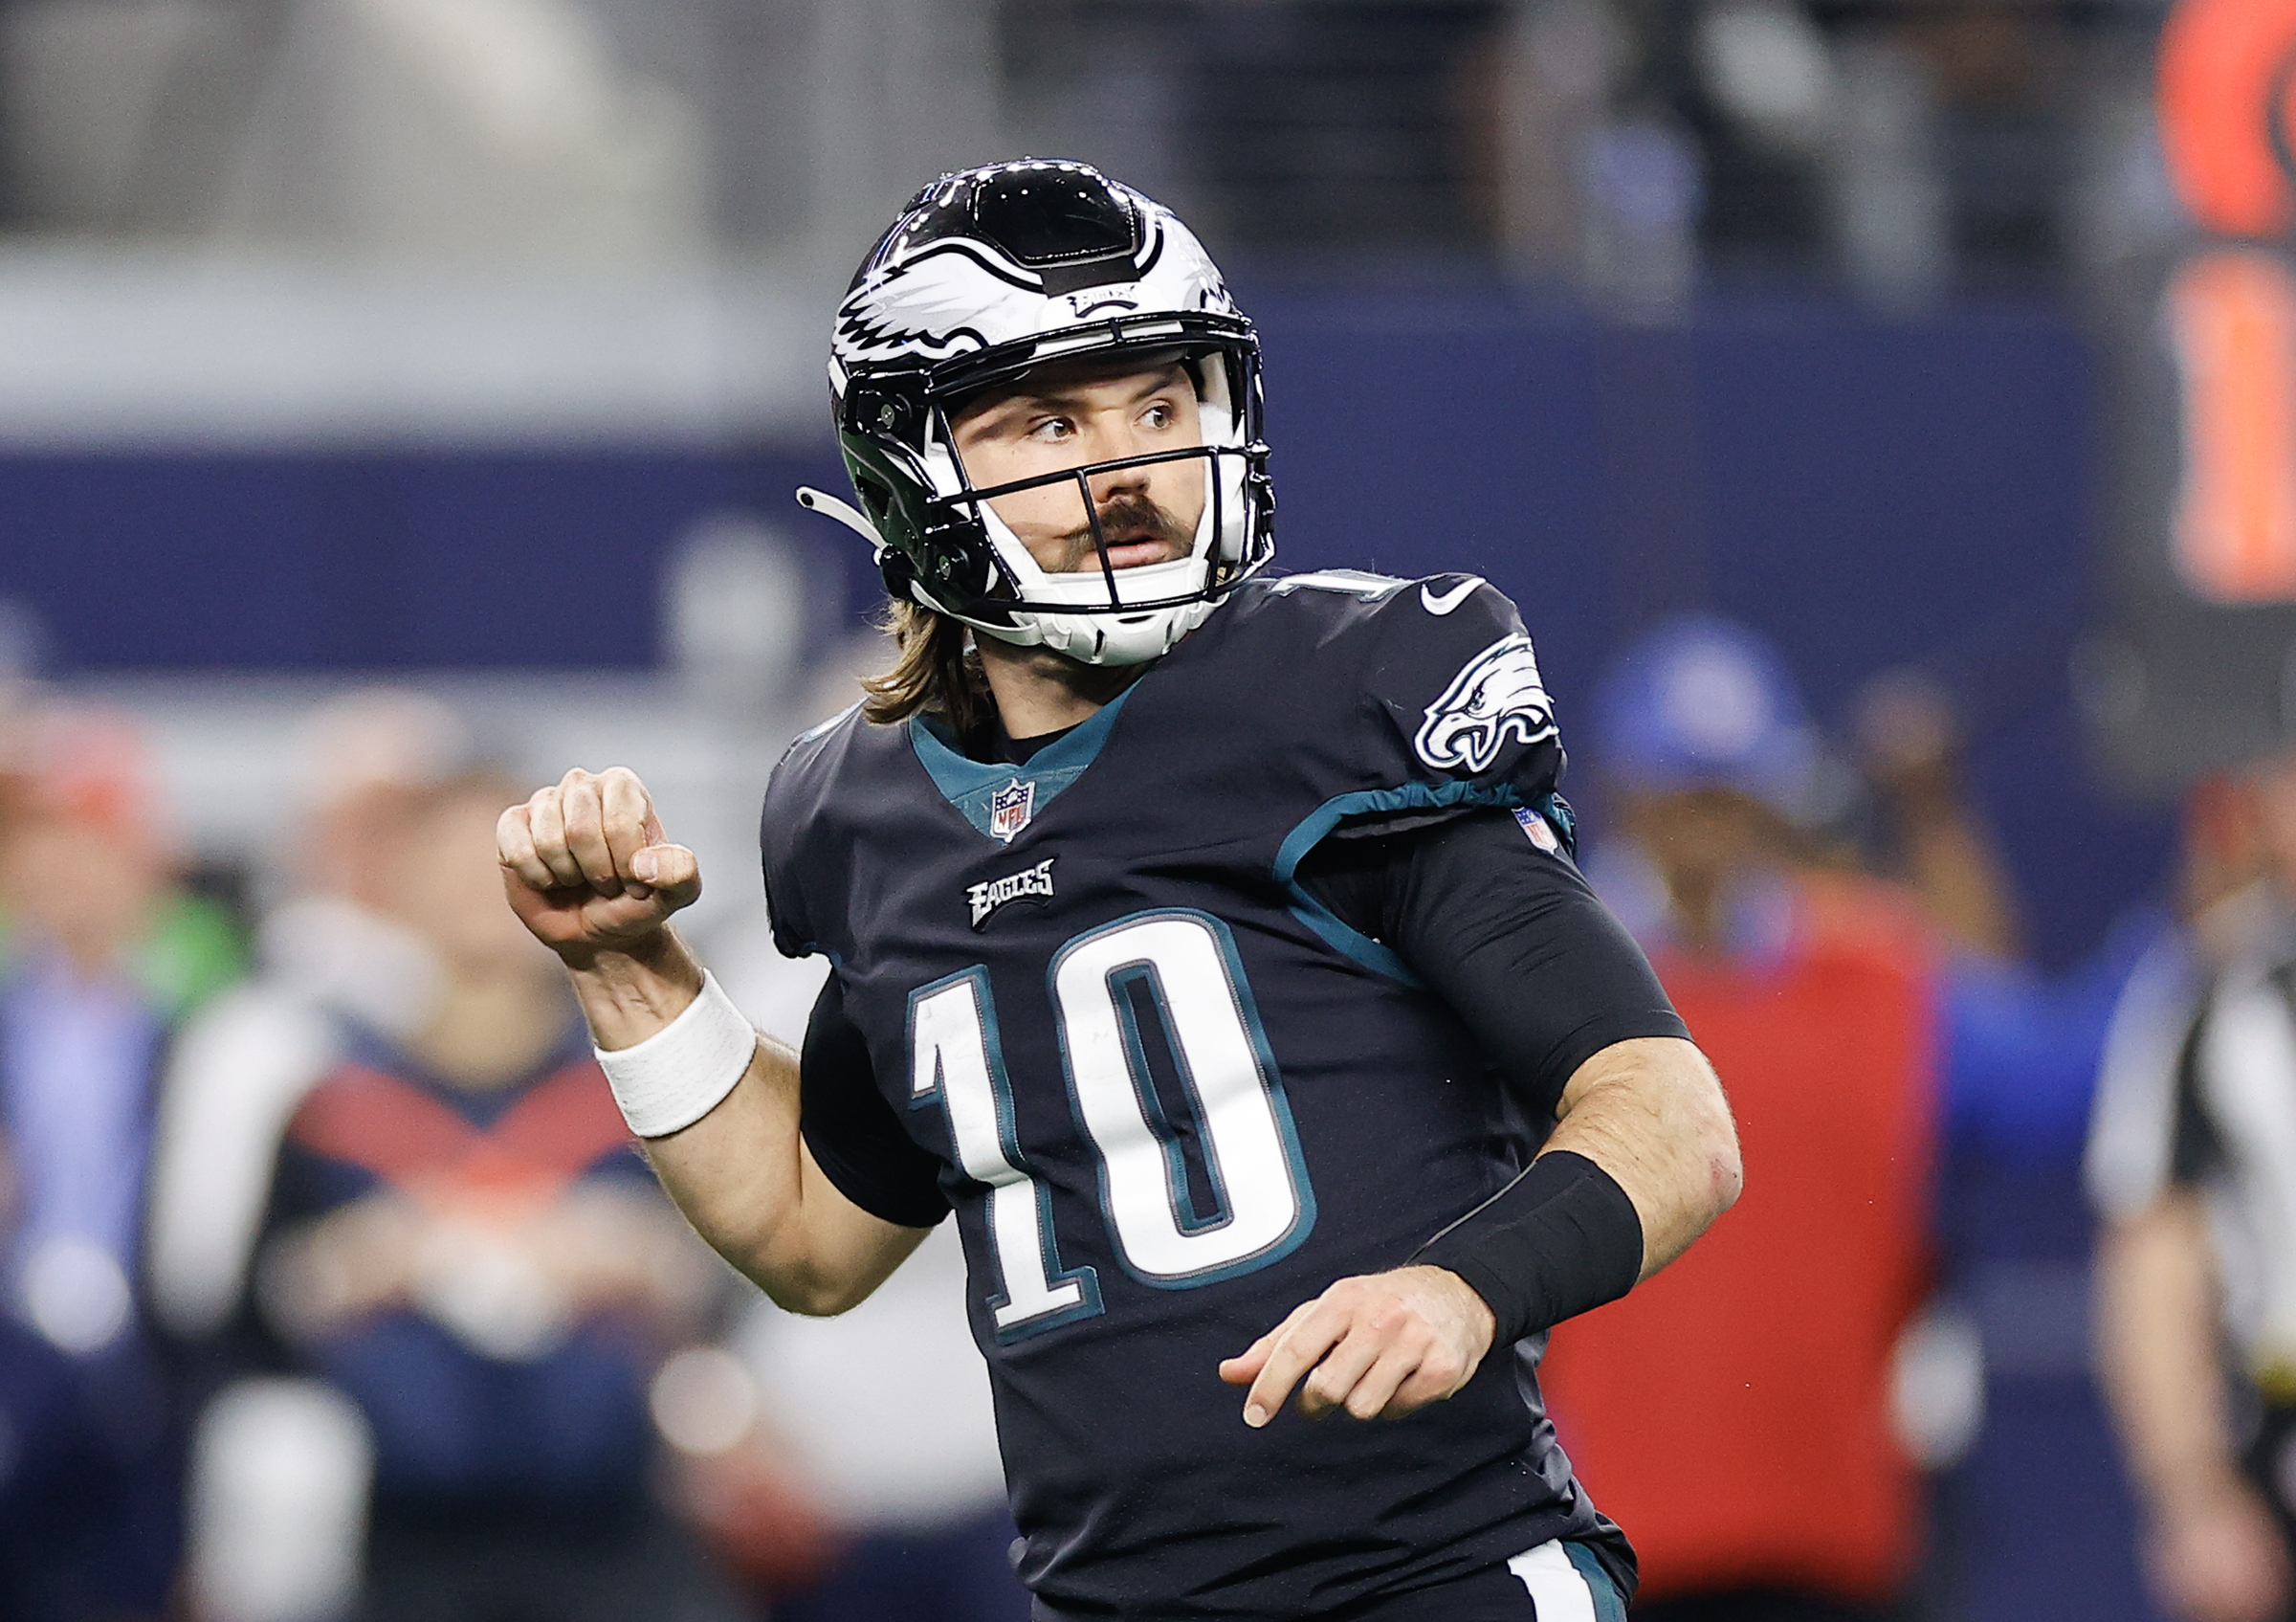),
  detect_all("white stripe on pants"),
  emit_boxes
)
[1506,1540,1598,1622]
